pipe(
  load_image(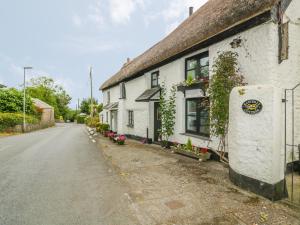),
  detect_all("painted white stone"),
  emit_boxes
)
[228,85,284,184]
